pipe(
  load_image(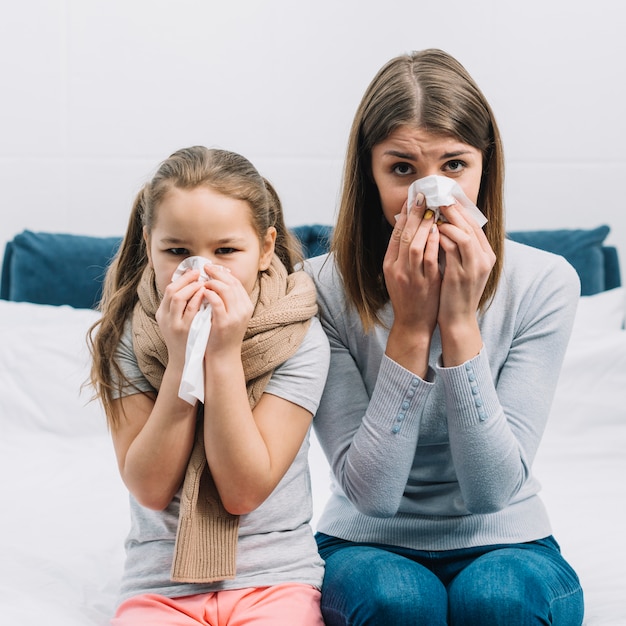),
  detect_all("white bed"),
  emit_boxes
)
[0,235,624,624]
